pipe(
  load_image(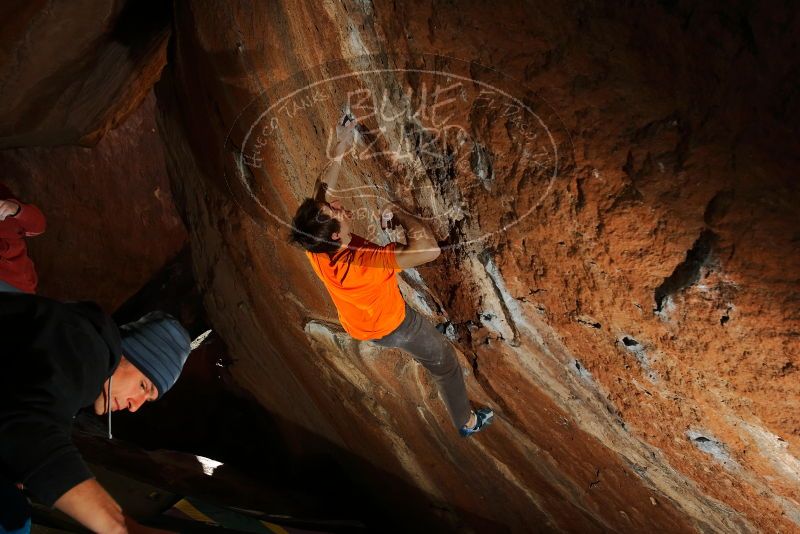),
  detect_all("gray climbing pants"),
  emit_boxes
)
[372,304,472,429]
